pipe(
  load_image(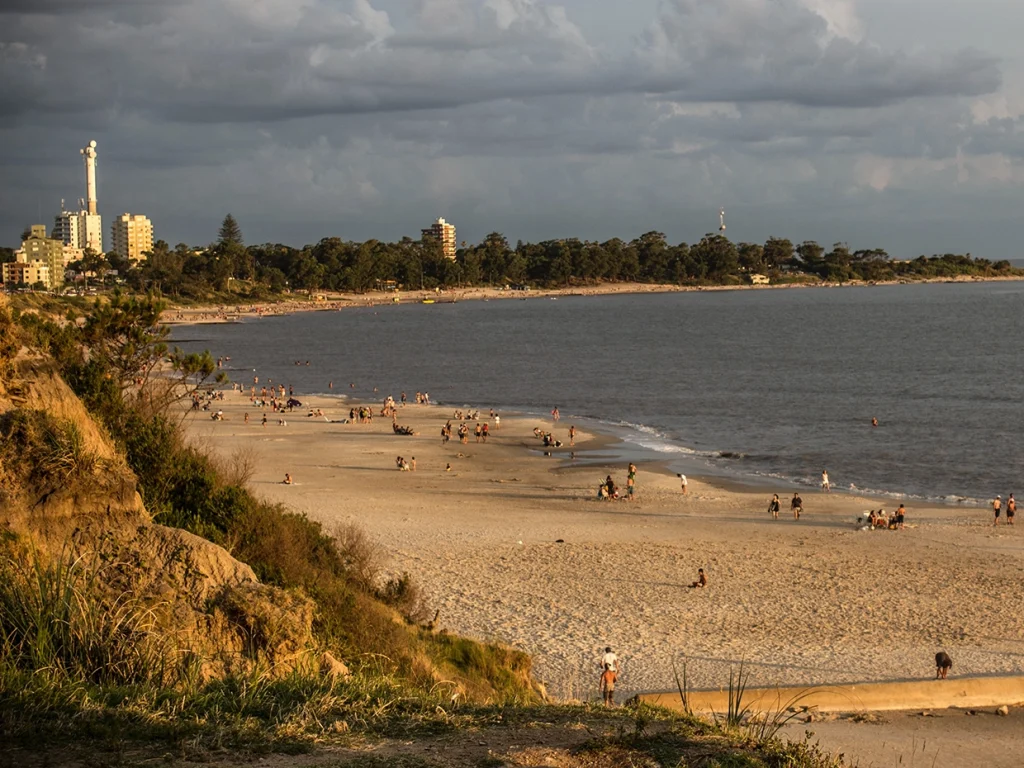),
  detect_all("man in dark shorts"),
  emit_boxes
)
[935,651,953,679]
[1008,494,1016,525]
[791,492,802,520]
[993,495,1002,526]
[895,504,906,530]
